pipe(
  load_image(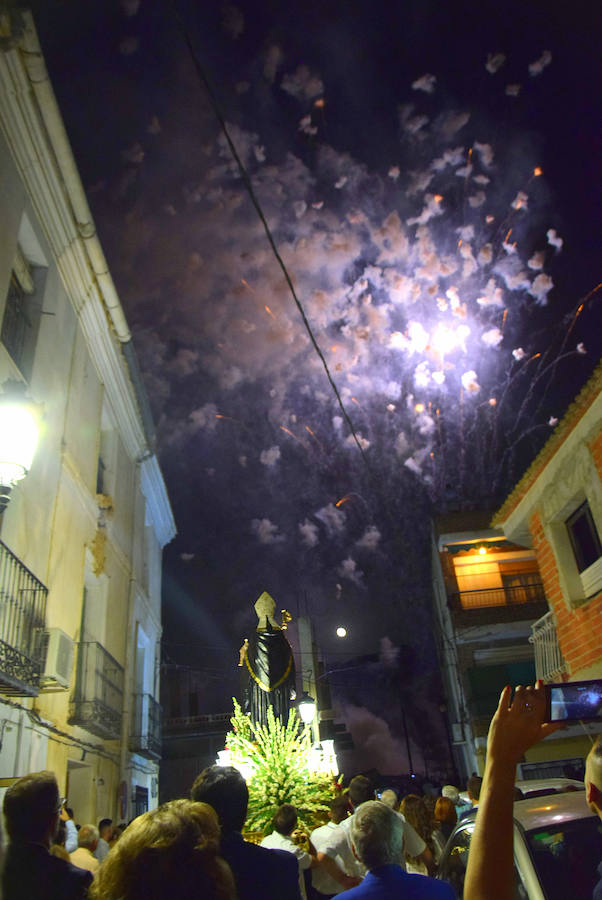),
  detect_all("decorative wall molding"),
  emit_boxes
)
[60,450,99,530]
[498,393,602,544]
[141,457,176,548]
[0,34,175,549]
